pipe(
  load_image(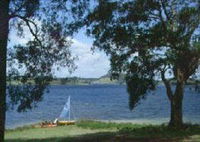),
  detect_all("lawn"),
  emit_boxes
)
[5,121,200,142]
